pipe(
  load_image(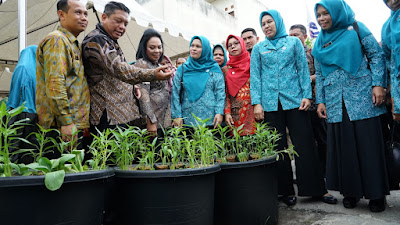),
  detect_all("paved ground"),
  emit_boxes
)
[278,188,400,225]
